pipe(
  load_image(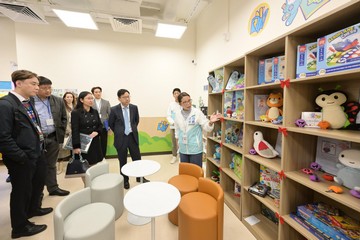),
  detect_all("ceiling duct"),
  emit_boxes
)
[110,16,142,34]
[0,2,48,24]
